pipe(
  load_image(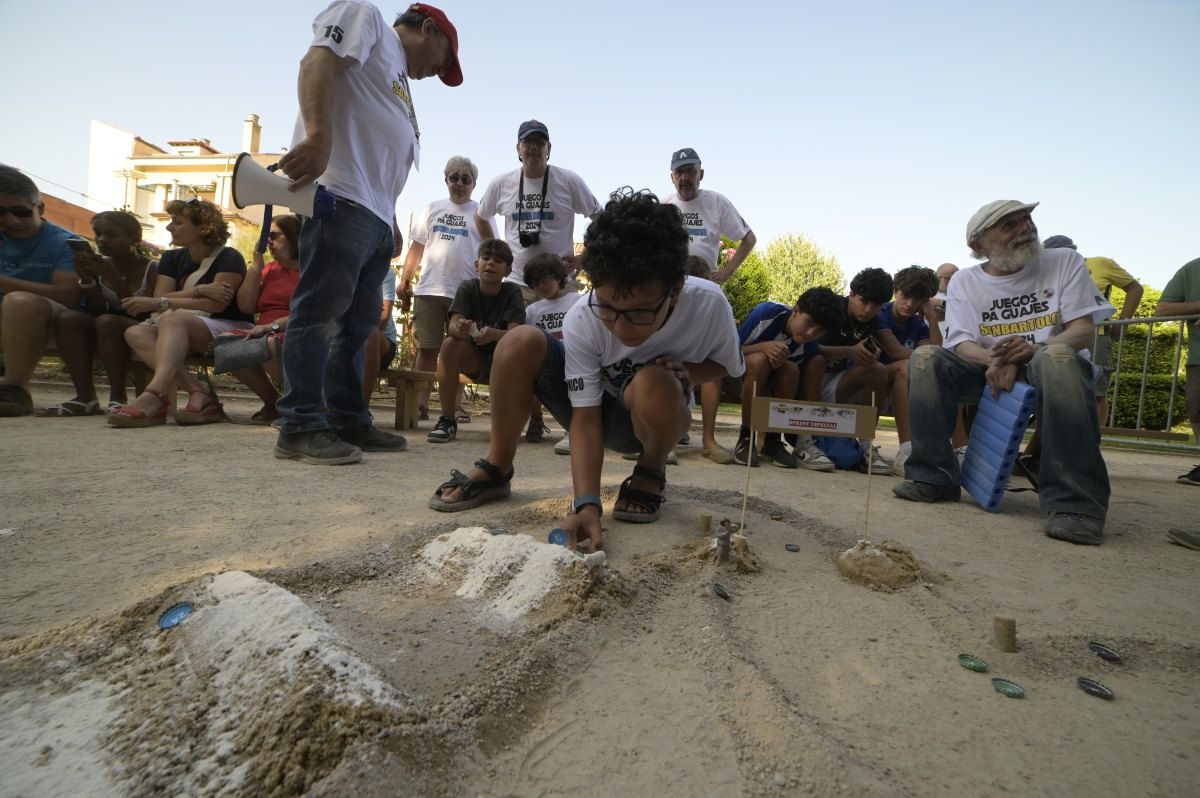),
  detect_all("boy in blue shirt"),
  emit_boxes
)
[732,287,845,468]
[874,266,940,475]
[0,165,81,416]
